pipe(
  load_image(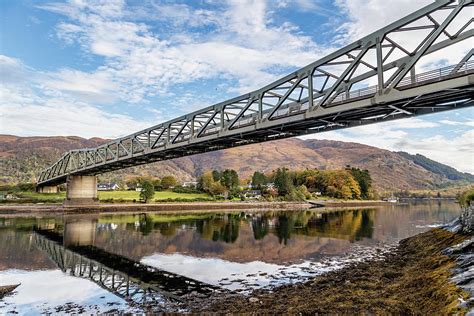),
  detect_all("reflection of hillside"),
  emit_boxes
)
[99,210,375,246]
[93,210,376,264]
[94,224,352,264]
[371,201,461,242]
